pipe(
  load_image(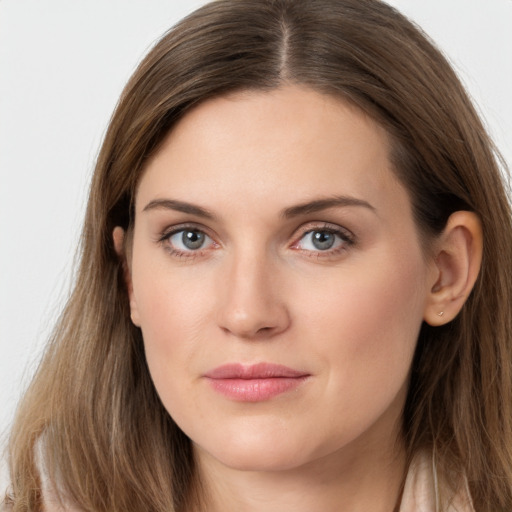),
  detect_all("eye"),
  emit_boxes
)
[292,225,355,255]
[164,228,216,254]
[302,231,338,251]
